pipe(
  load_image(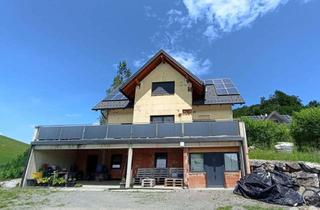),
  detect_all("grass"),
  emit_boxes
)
[0,135,28,166]
[249,149,320,163]
[0,188,51,209]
